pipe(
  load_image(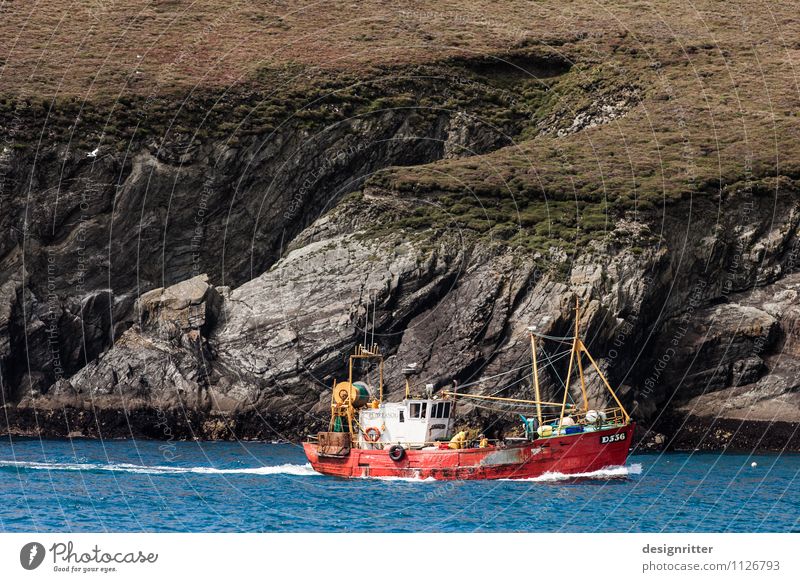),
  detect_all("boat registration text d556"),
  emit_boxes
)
[600,433,626,444]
